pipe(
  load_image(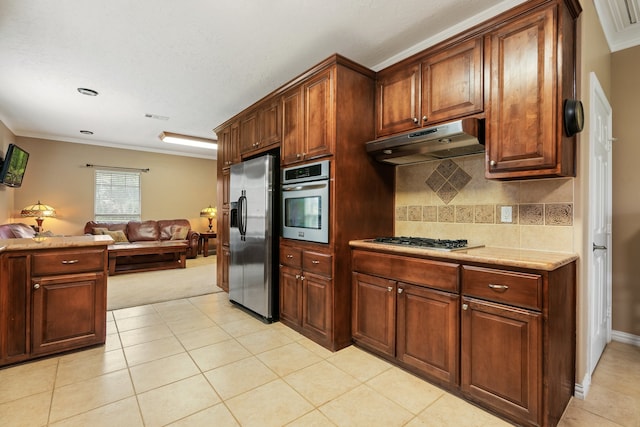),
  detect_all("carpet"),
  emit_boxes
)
[106,255,222,310]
